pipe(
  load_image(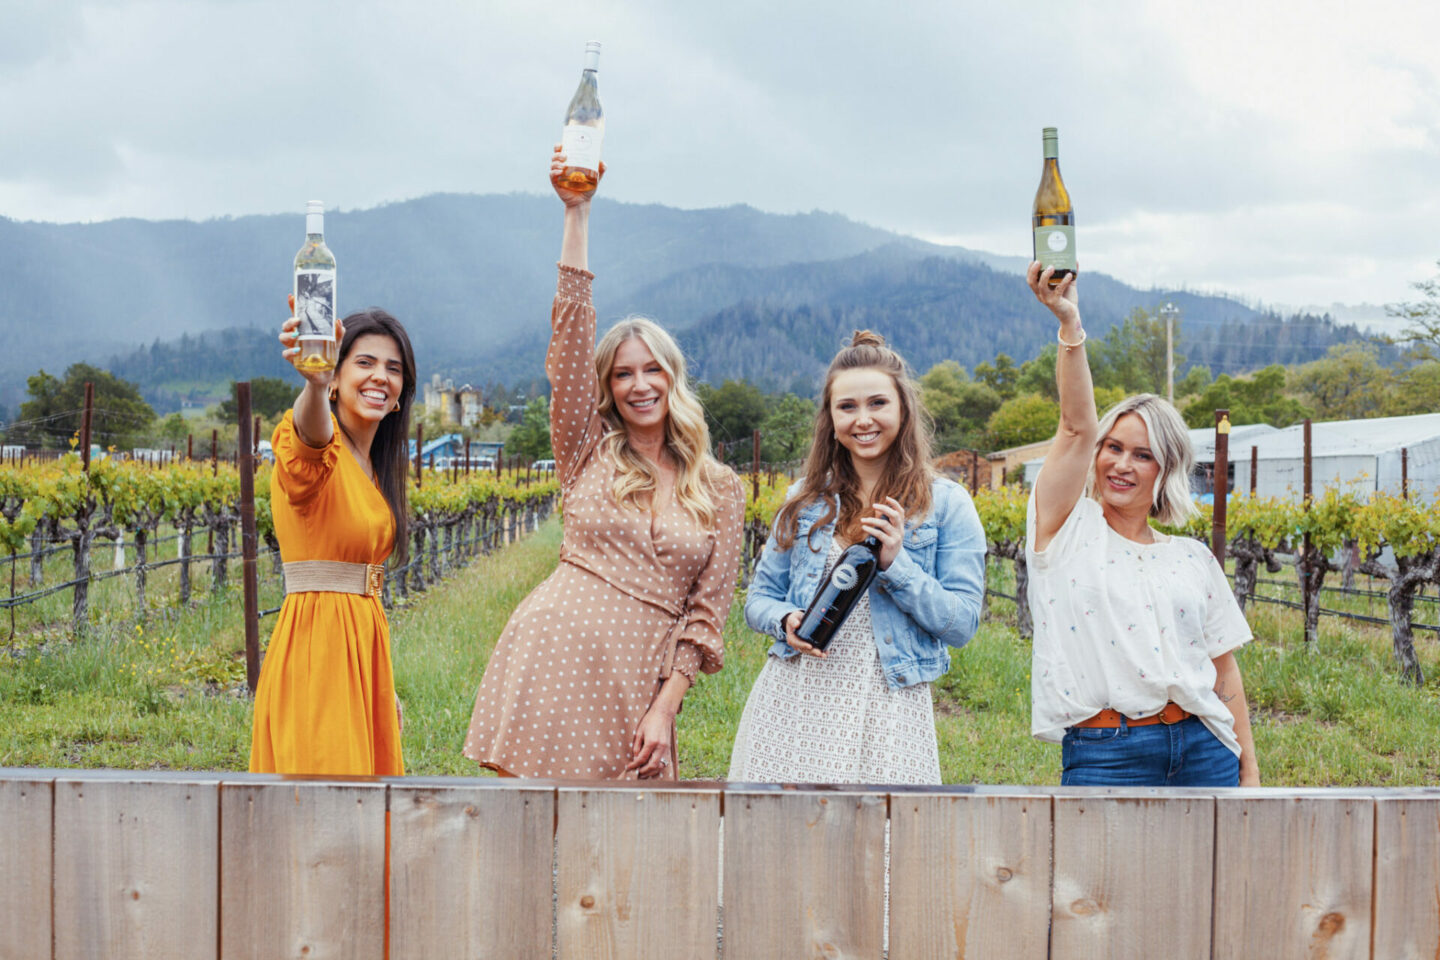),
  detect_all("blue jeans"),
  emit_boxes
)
[1061,716,1240,787]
